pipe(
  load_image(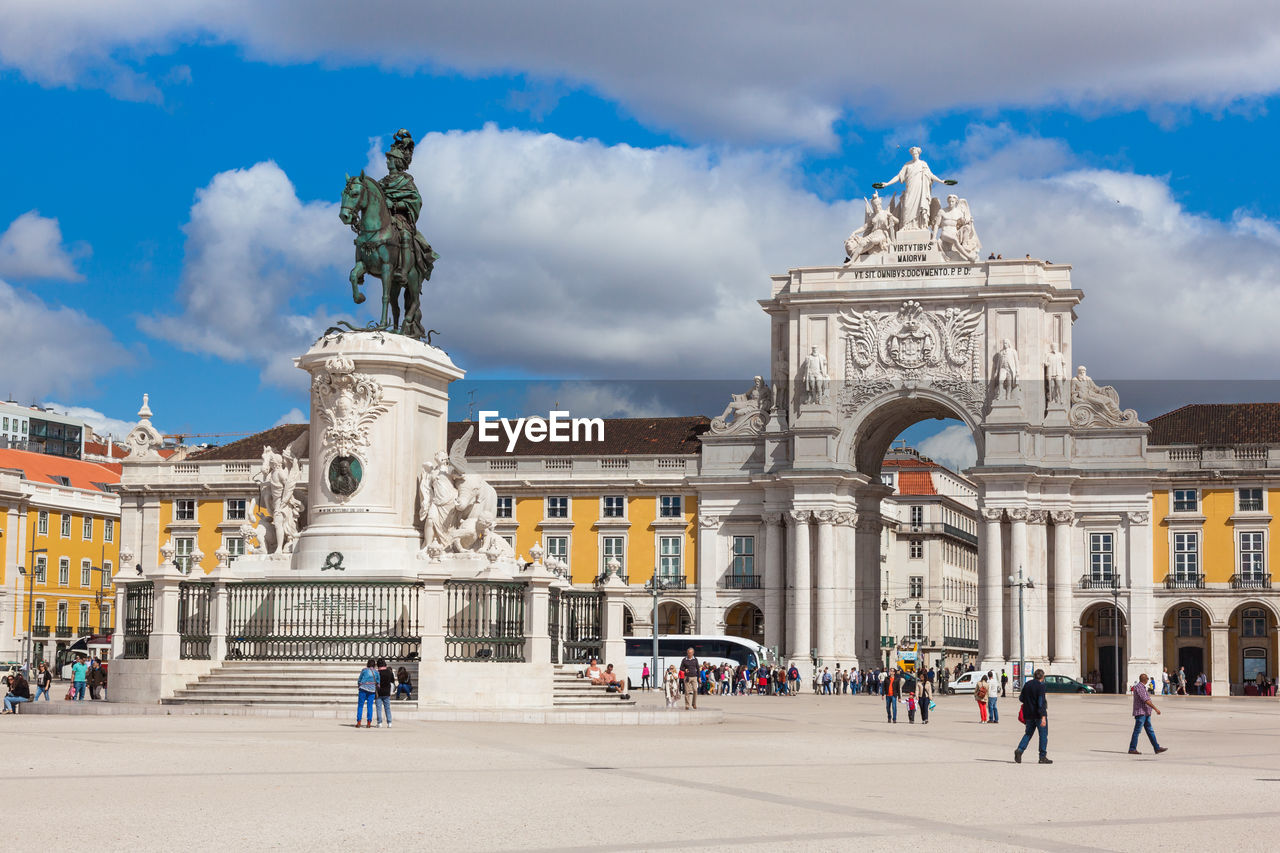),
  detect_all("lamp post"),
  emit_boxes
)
[881,596,890,670]
[18,544,48,670]
[914,601,922,674]
[1008,566,1033,689]
[645,572,669,694]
